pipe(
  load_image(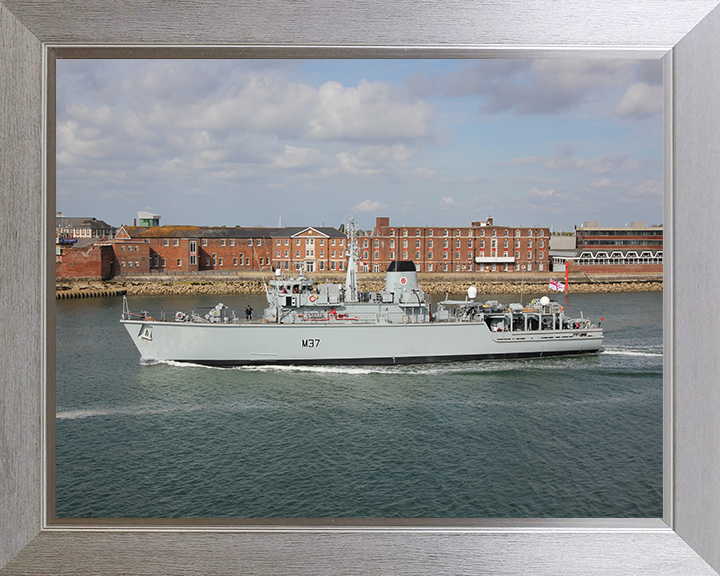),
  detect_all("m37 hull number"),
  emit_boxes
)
[302,338,321,348]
